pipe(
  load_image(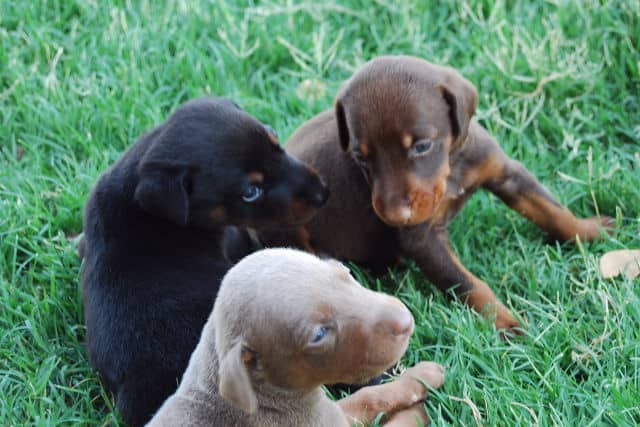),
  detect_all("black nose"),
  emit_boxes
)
[309,181,330,207]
